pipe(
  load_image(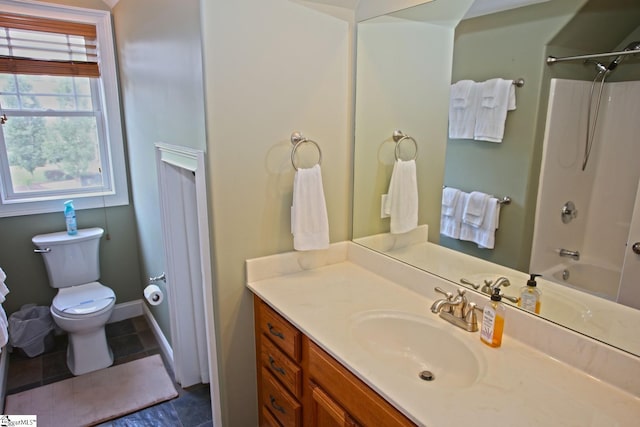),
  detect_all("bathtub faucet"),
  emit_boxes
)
[559,248,580,260]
